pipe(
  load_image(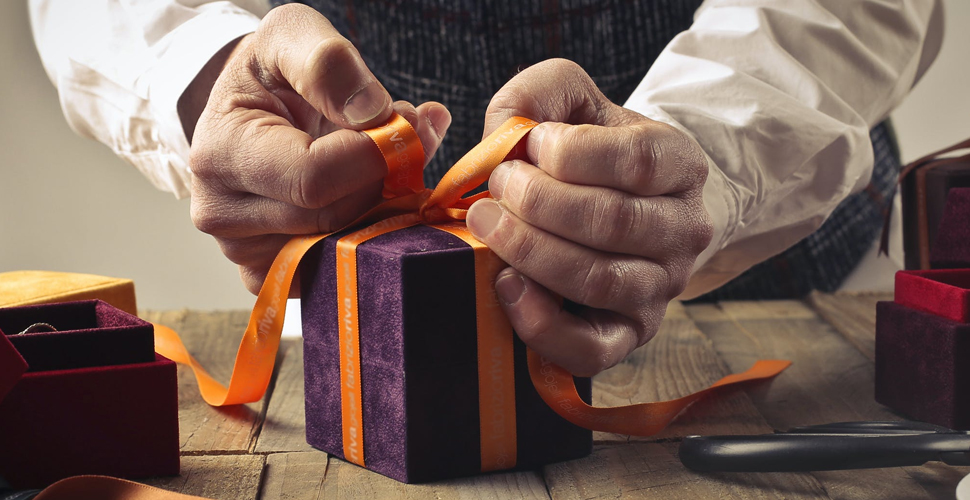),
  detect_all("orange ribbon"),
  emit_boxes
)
[154,113,789,471]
